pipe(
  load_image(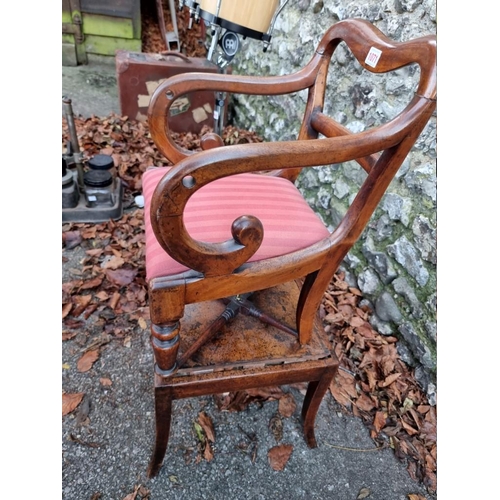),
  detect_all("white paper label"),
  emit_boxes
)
[365,47,382,68]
